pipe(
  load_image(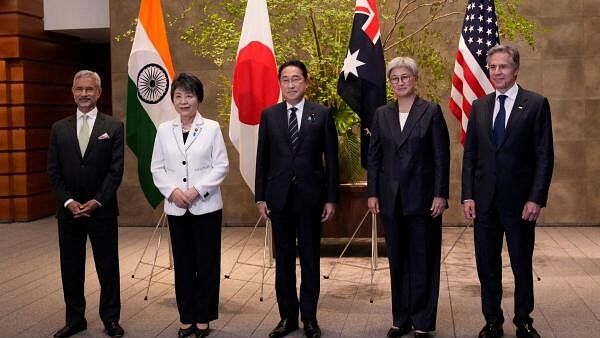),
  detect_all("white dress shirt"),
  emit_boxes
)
[77,107,98,134]
[286,98,305,130]
[399,112,409,130]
